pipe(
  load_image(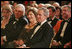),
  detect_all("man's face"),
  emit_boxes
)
[37,10,45,22]
[48,9,52,17]
[48,8,55,18]
[62,7,71,20]
[14,7,23,19]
